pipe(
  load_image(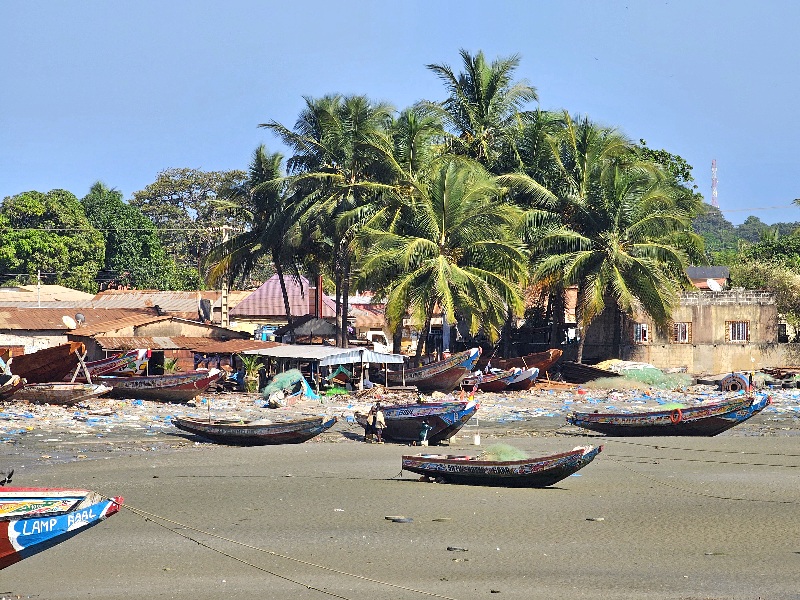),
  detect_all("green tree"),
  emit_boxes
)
[730,259,800,340]
[261,95,402,347]
[205,145,299,335]
[82,182,199,289]
[0,189,104,292]
[530,121,703,361]
[421,49,538,171]
[691,203,738,263]
[359,156,527,361]
[736,215,770,244]
[130,168,246,276]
